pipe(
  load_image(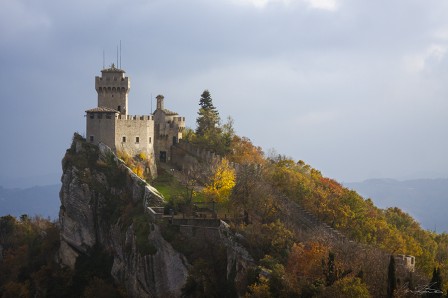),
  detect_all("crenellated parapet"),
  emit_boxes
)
[116,115,154,121]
